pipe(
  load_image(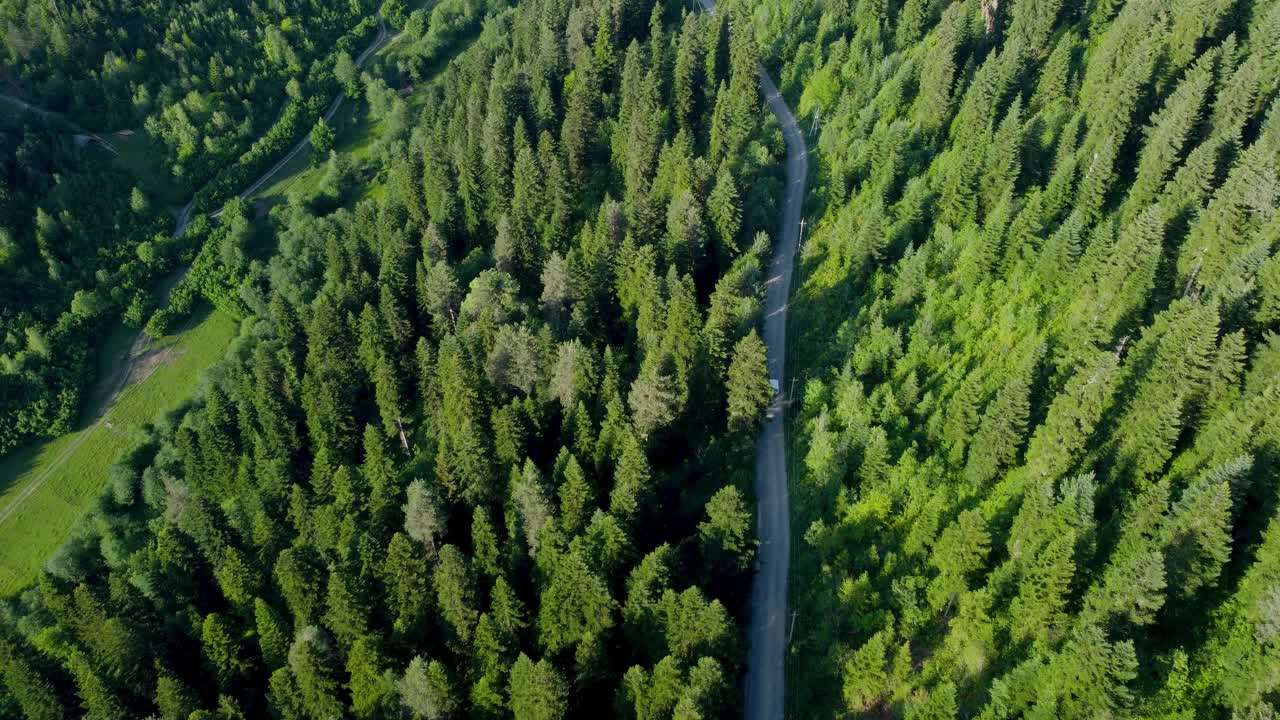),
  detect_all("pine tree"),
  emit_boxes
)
[926,509,991,611]
[403,478,445,553]
[433,545,479,647]
[963,371,1032,488]
[471,507,502,577]
[398,655,457,720]
[1009,352,1119,497]
[539,548,616,655]
[610,433,654,526]
[154,671,200,720]
[726,329,773,432]
[628,368,678,439]
[905,681,958,720]
[67,651,127,720]
[288,627,345,720]
[513,459,554,557]
[1113,301,1219,482]
[914,6,962,134]
[384,532,431,640]
[673,14,704,134]
[255,598,292,669]
[1082,480,1170,627]
[509,654,569,720]
[347,637,395,719]
[707,164,742,257]
[202,613,249,686]
[274,544,327,626]
[698,485,756,578]
[1177,139,1278,295]
[1122,49,1216,220]
[436,336,495,504]
[843,627,894,712]
[0,638,64,720]
[1162,457,1248,599]
[557,451,594,537]
[324,565,371,648]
